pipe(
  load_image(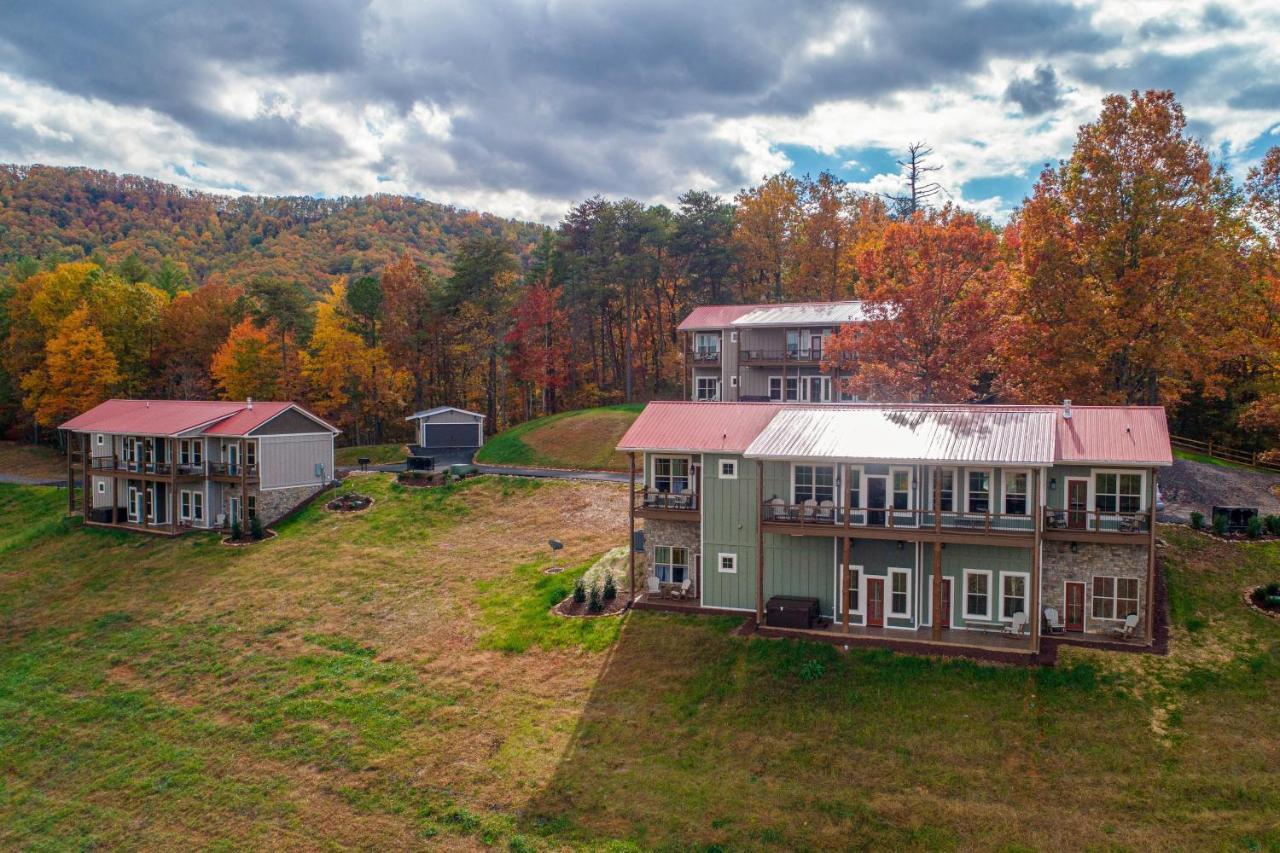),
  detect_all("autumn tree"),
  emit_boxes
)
[734,174,802,302]
[505,275,570,419]
[822,207,1004,401]
[21,306,120,429]
[884,142,944,217]
[446,236,520,426]
[1002,90,1248,406]
[242,277,314,396]
[151,282,244,398]
[211,318,283,401]
[380,255,446,411]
